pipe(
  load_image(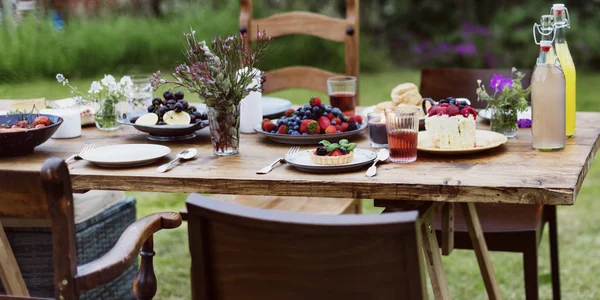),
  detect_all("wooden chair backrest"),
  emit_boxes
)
[240,0,360,104]
[186,194,426,300]
[420,68,533,109]
[0,158,78,299]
